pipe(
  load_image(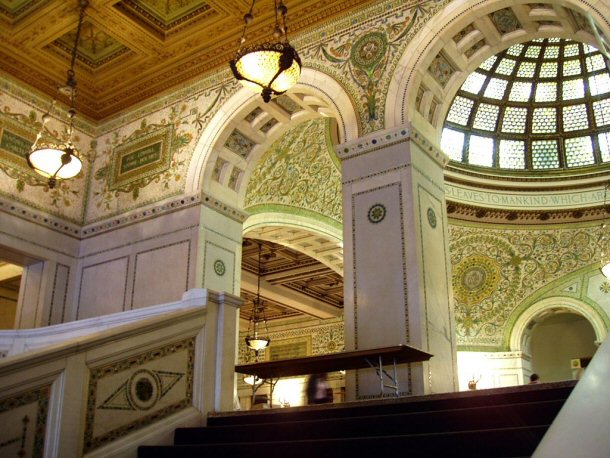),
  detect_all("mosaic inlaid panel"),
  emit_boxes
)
[83,338,195,452]
[449,224,601,348]
[0,101,88,222]
[0,384,50,458]
[244,118,342,225]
